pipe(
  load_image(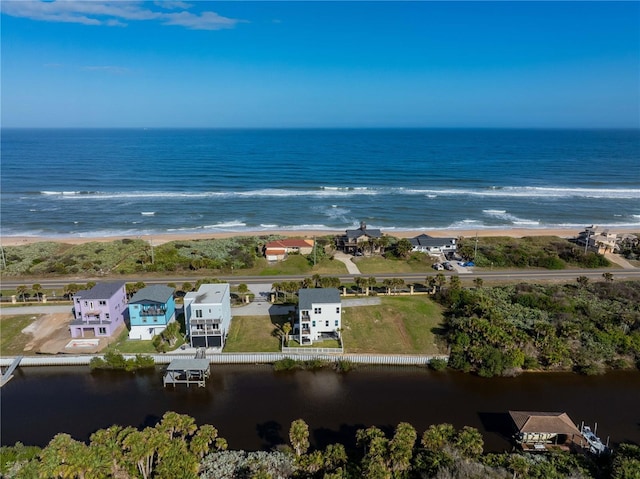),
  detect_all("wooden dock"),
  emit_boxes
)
[0,355,23,388]
[163,357,210,388]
